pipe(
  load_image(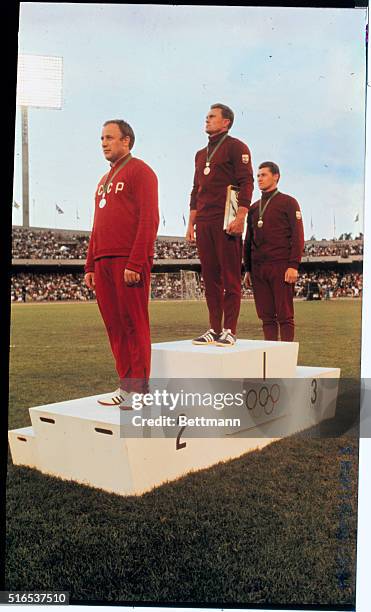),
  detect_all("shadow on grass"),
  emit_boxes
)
[6,432,358,607]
